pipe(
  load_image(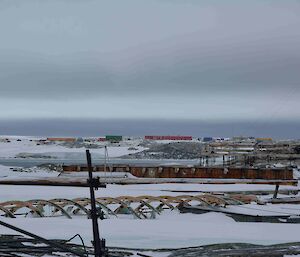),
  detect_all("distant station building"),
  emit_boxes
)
[232,136,250,141]
[202,137,214,142]
[144,135,192,140]
[256,138,273,143]
[47,137,76,142]
[105,135,123,143]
